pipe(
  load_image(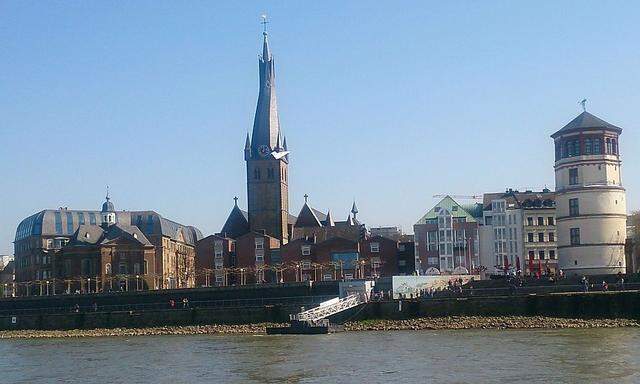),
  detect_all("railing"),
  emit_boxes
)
[292,293,367,322]
[0,295,335,316]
